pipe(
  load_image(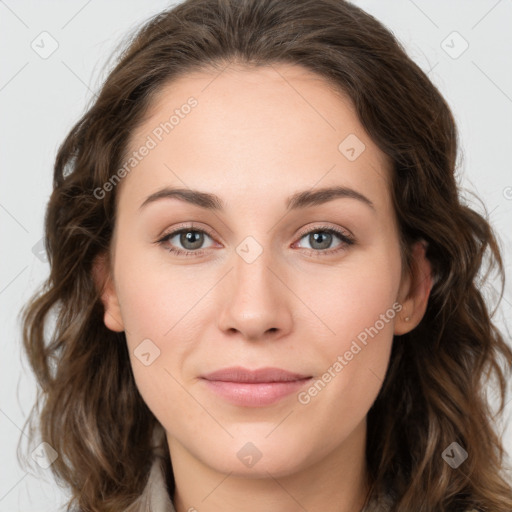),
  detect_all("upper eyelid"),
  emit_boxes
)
[295,223,352,240]
[159,224,217,242]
